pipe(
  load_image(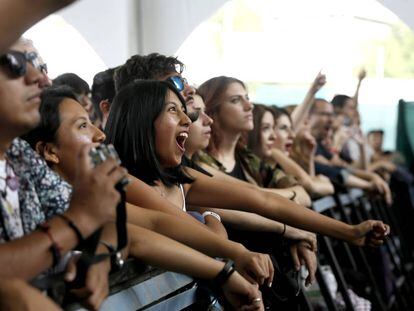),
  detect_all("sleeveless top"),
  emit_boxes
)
[178,184,186,211]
